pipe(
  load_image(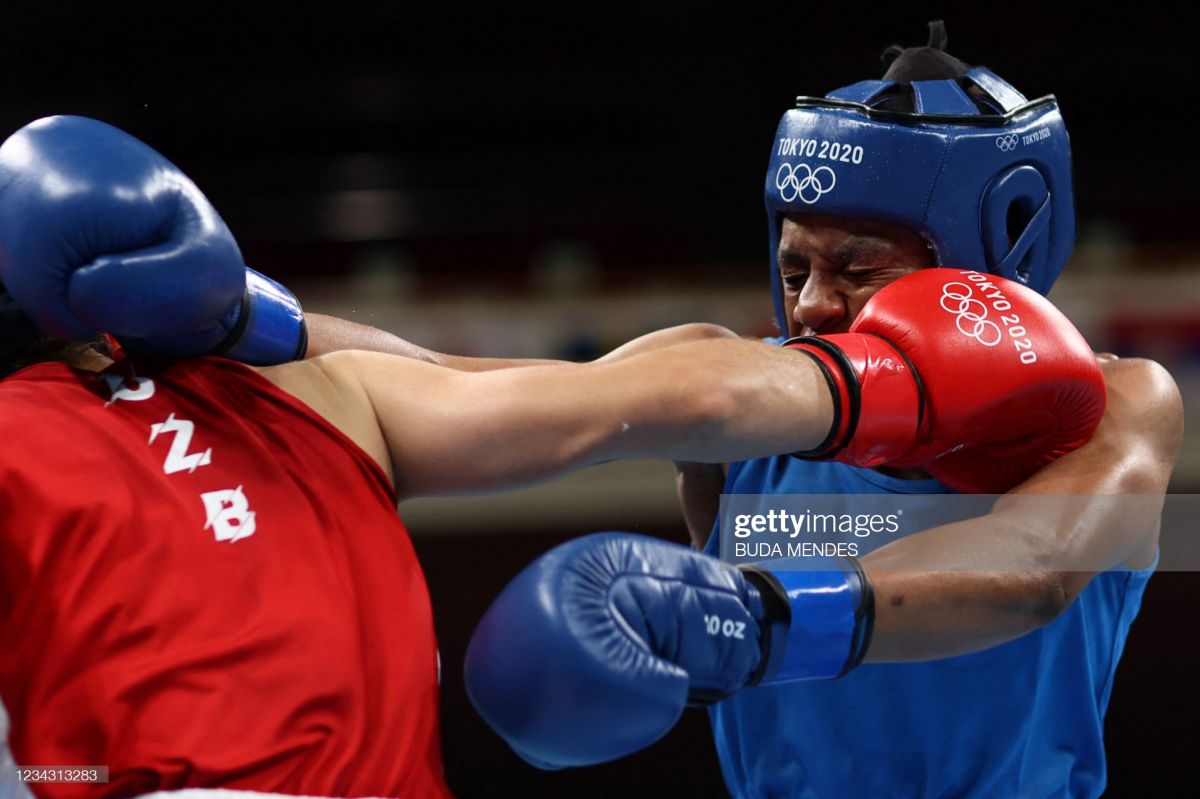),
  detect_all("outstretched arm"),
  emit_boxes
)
[263,336,832,499]
[306,312,737,373]
[284,269,1121,516]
